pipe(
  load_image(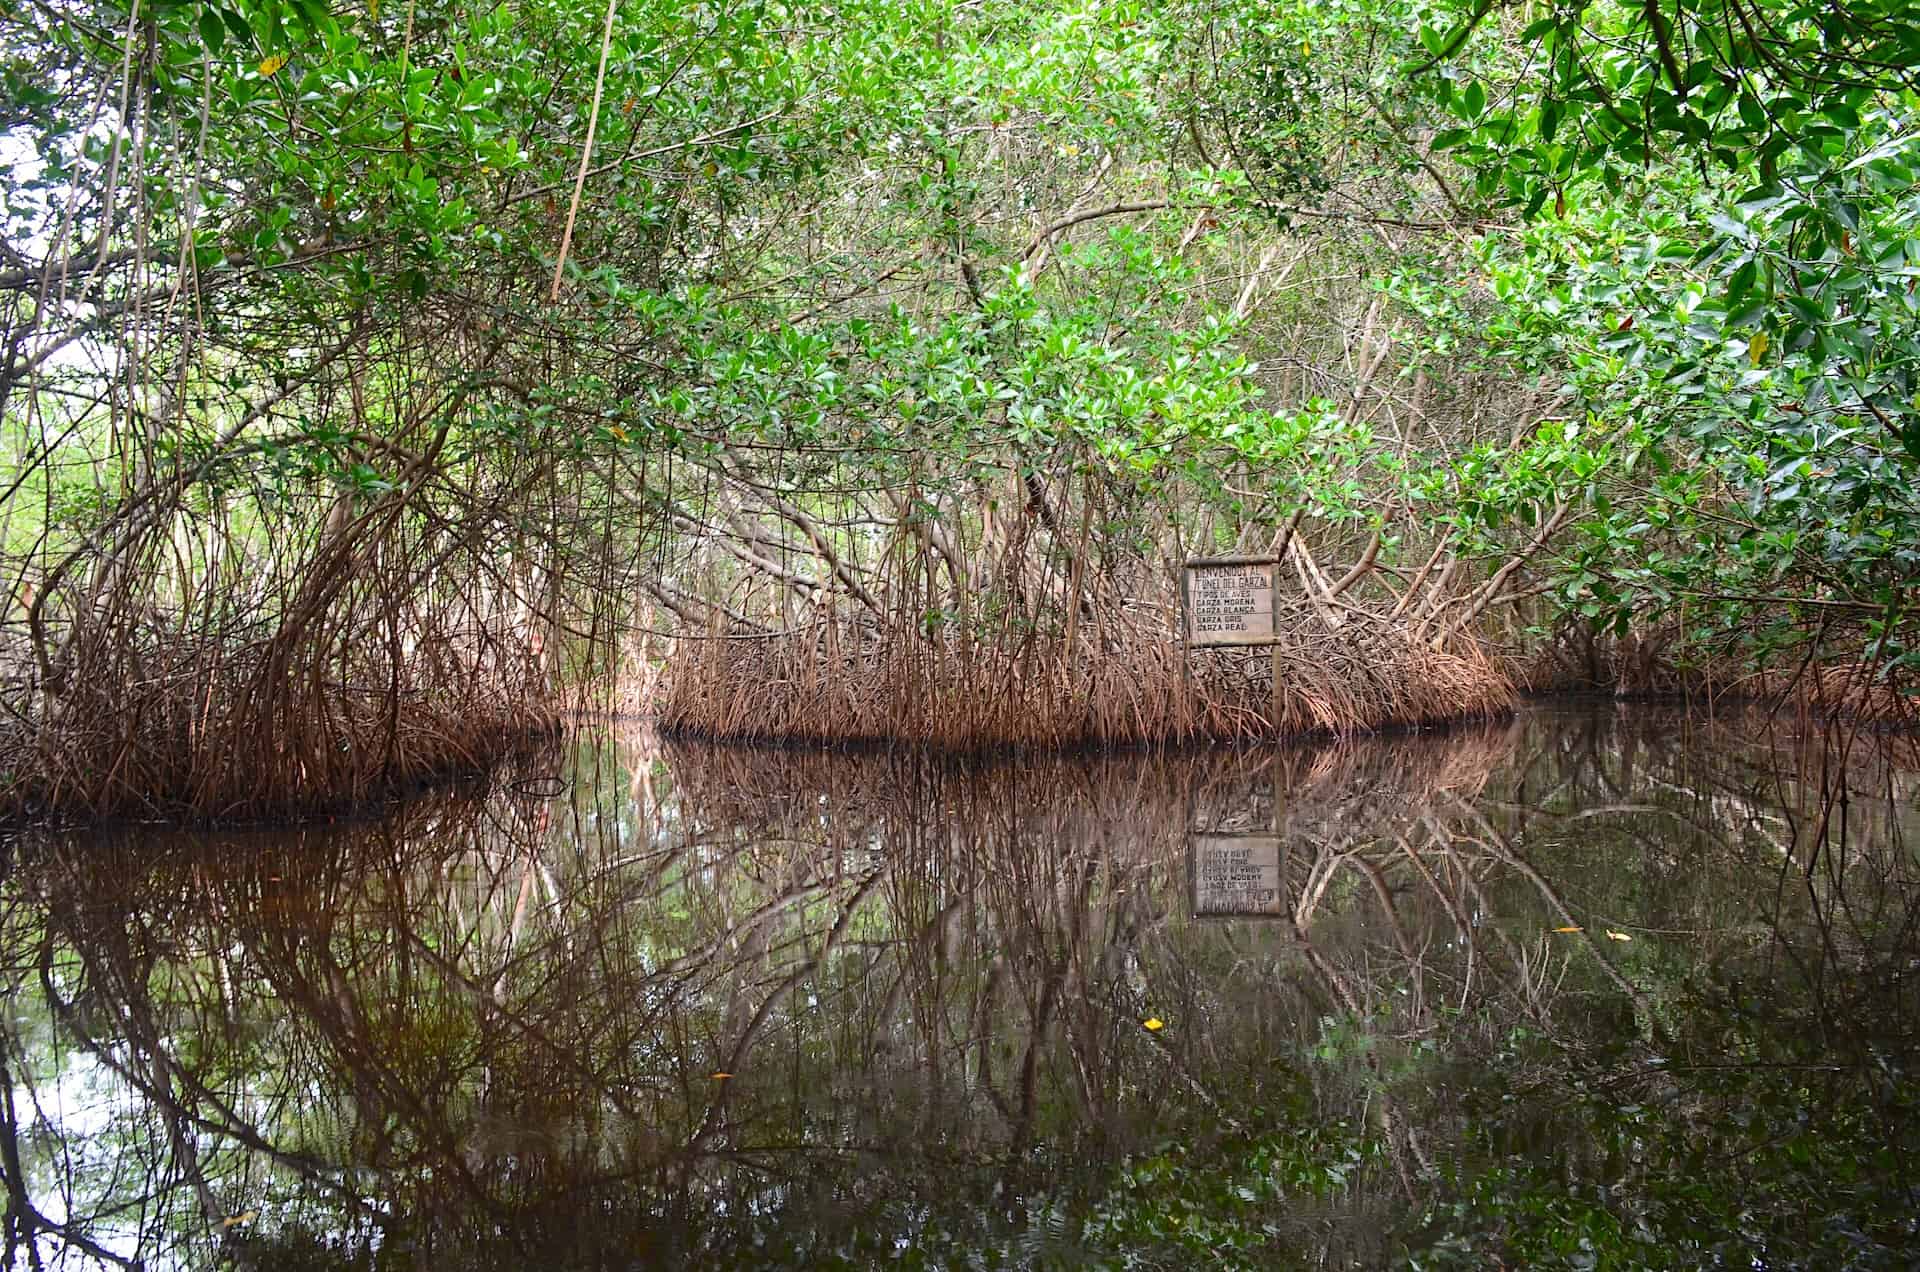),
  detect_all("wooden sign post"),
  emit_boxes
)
[1183,558,1276,646]
[1181,554,1284,735]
